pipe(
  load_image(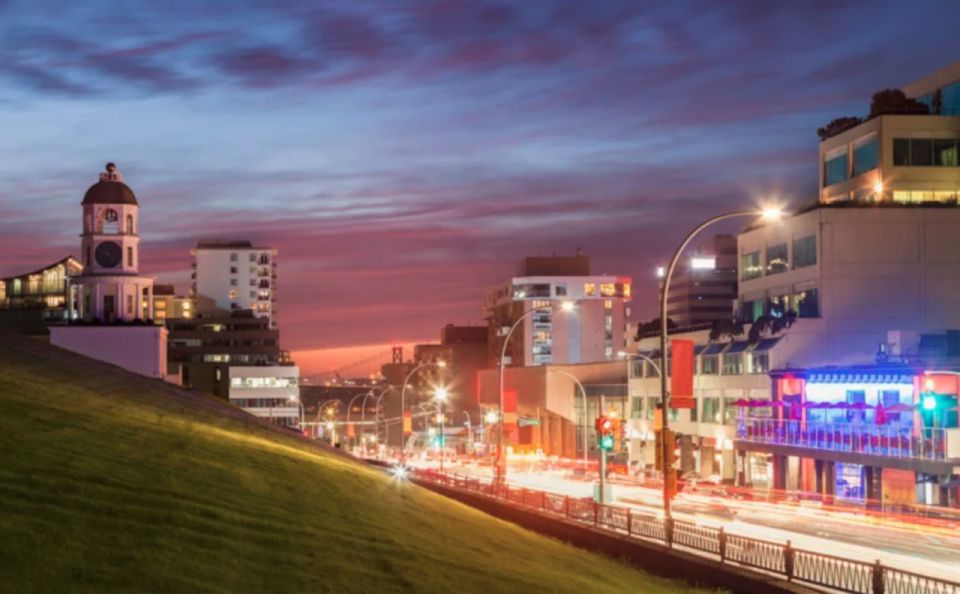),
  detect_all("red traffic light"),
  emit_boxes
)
[595,416,613,433]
